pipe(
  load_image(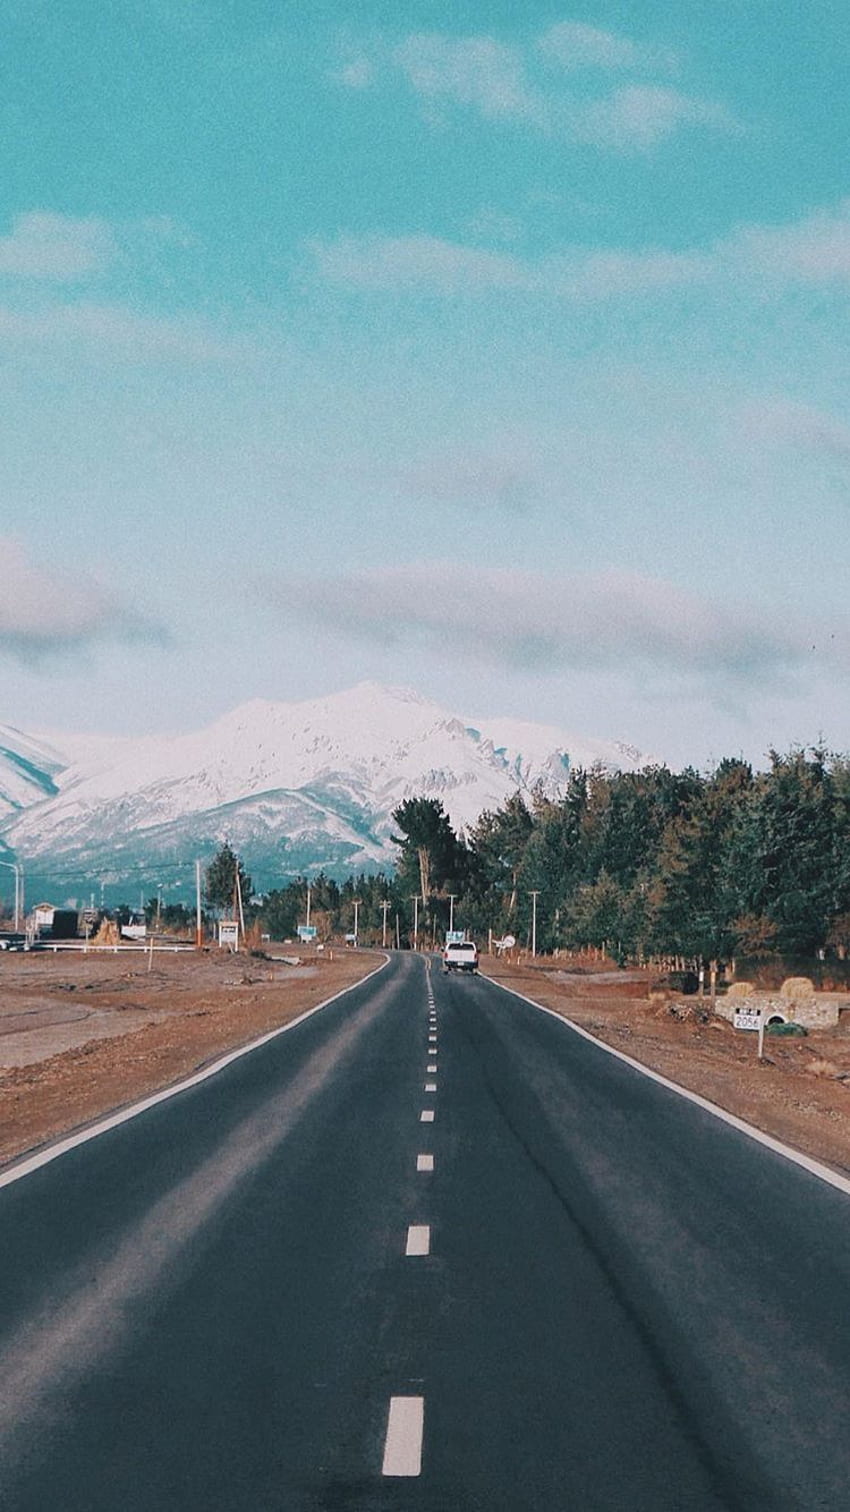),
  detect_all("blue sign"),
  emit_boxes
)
[297,925,318,941]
